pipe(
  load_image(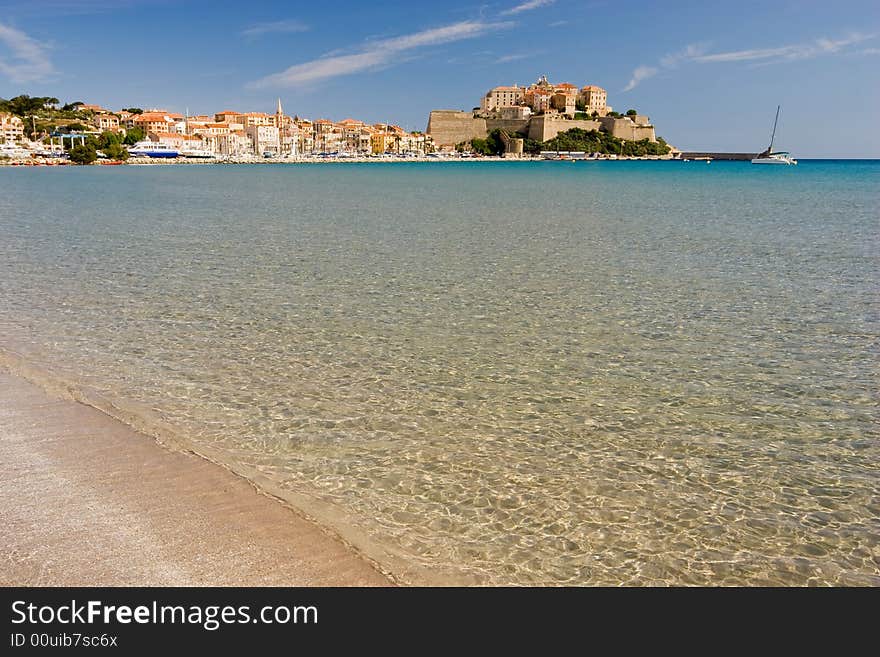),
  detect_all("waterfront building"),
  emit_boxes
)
[1,112,25,143]
[370,124,408,154]
[178,134,207,151]
[133,111,178,135]
[91,112,121,132]
[338,118,369,153]
[246,124,280,155]
[239,112,276,128]
[218,130,251,156]
[313,119,343,152]
[117,110,136,128]
[148,131,186,150]
[294,118,314,154]
[201,122,231,137]
[214,111,242,124]
[183,116,210,135]
[275,99,298,156]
